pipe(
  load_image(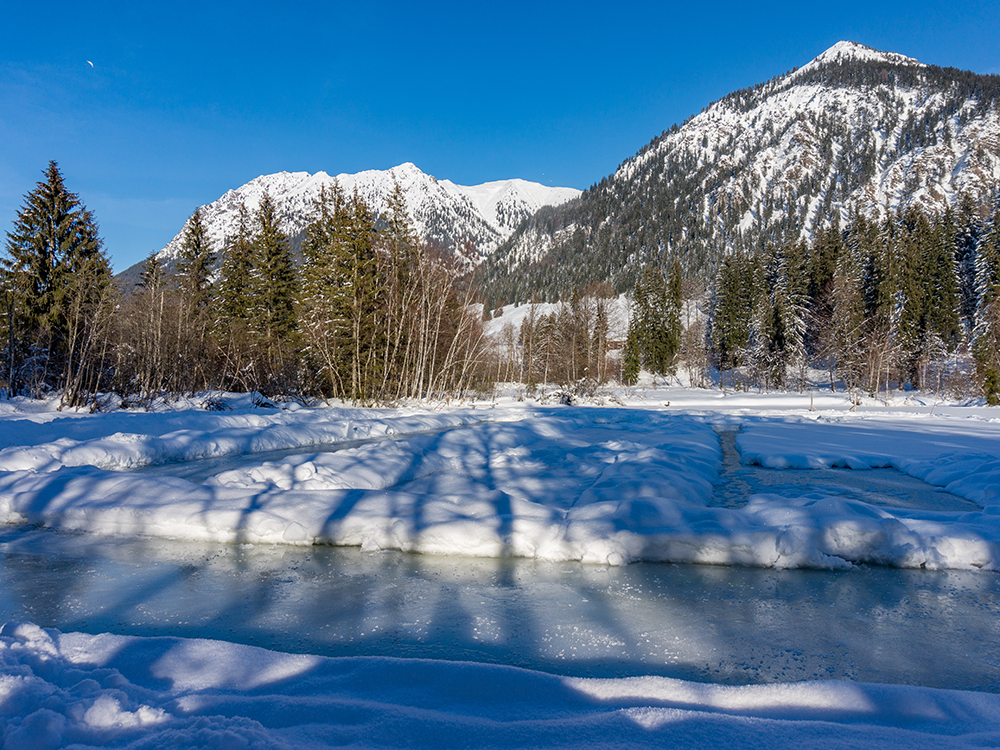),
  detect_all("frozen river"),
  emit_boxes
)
[2,524,998,692]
